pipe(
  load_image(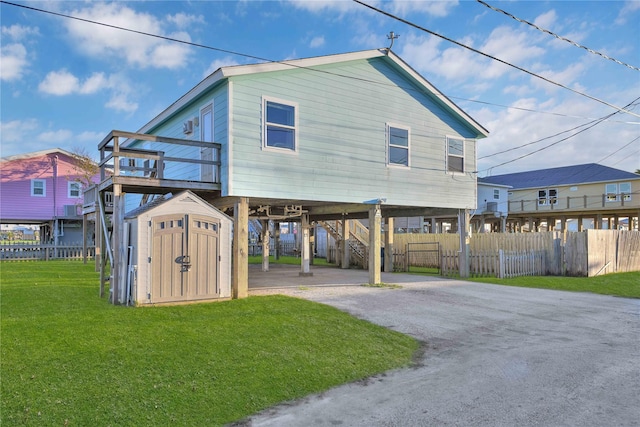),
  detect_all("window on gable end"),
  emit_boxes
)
[619,182,631,201]
[447,137,464,173]
[387,124,410,167]
[263,98,297,151]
